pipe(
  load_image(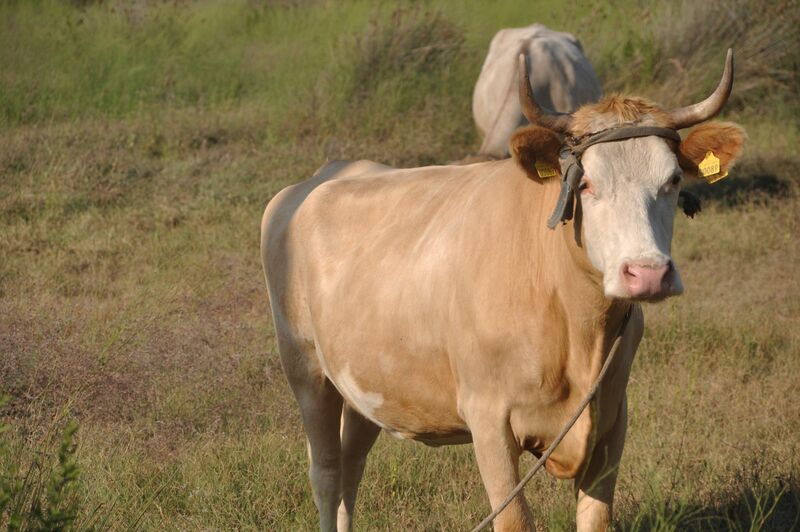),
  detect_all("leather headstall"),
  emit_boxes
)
[546,126,701,230]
